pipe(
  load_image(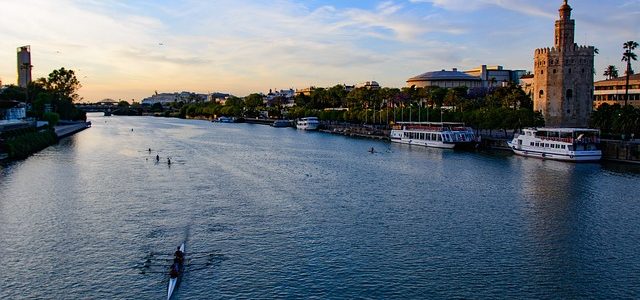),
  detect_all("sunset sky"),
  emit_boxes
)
[0,0,638,102]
